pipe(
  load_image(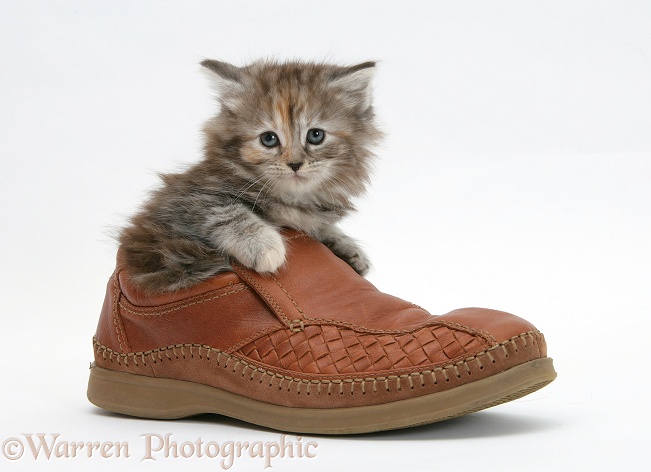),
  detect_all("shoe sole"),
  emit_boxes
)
[87,357,555,434]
